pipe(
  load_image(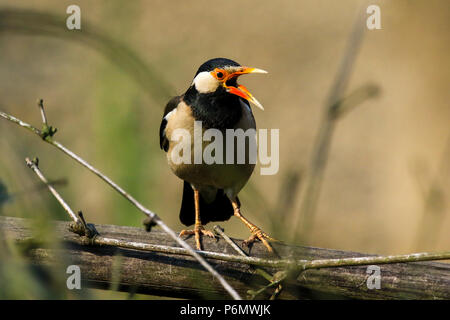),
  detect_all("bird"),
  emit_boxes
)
[159,57,274,252]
